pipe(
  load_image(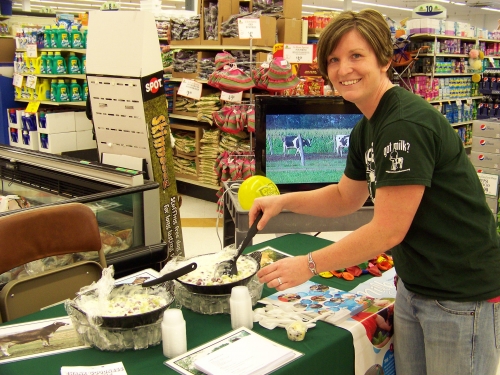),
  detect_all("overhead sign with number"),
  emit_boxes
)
[237,18,262,39]
[177,79,203,100]
[413,3,447,19]
[283,44,314,64]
